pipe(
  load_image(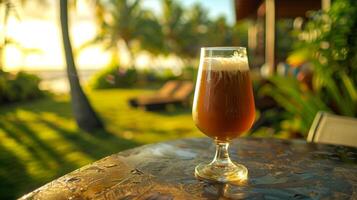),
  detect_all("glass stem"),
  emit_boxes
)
[211,141,233,167]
